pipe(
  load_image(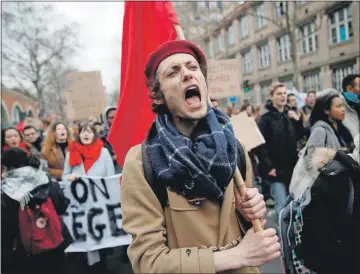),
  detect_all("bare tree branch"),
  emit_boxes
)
[1,2,78,117]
